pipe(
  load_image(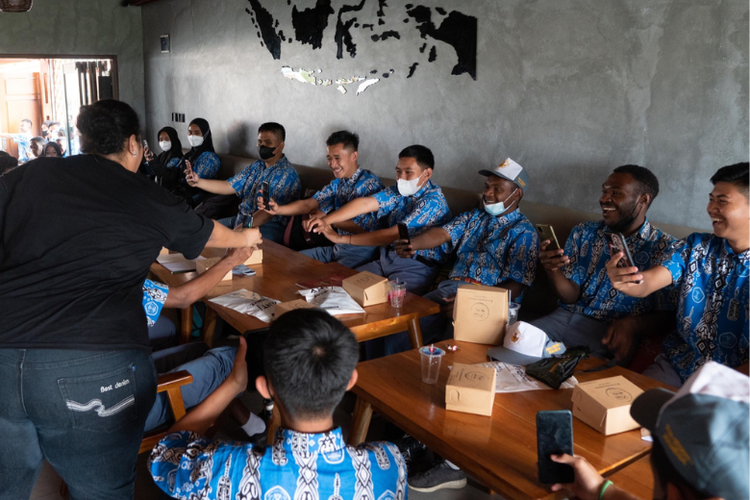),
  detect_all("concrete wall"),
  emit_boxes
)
[141,0,749,230]
[0,0,145,119]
